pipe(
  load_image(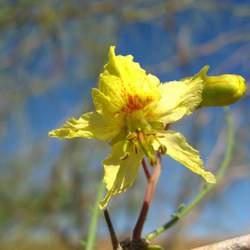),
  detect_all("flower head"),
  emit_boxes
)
[49,46,218,209]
